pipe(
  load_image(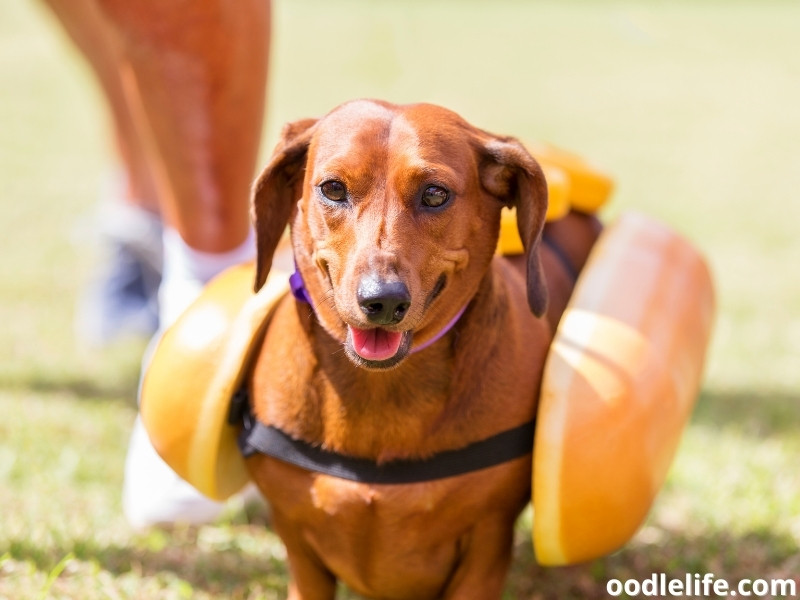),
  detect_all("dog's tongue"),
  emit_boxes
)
[350,326,404,361]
